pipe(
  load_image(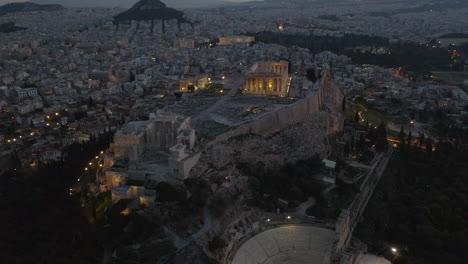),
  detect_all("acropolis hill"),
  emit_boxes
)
[192,69,343,173]
[103,66,343,206]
